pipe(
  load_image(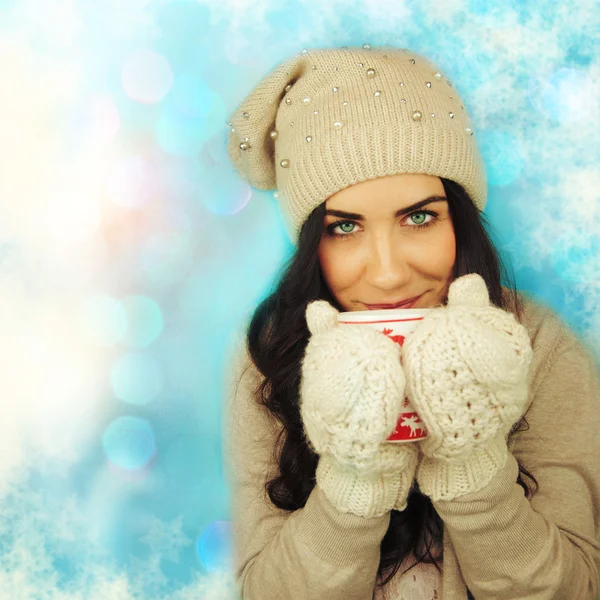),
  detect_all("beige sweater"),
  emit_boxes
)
[222,291,600,599]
